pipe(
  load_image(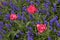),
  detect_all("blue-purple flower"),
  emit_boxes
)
[0,35,3,40]
[57,31,60,37]
[27,31,34,40]
[48,36,52,40]
[2,1,8,6]
[4,14,10,20]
